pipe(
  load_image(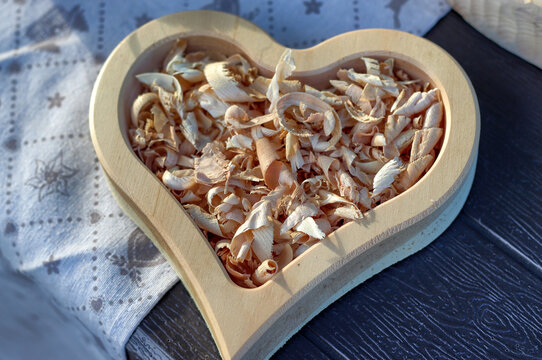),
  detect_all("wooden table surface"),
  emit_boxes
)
[126,10,542,360]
